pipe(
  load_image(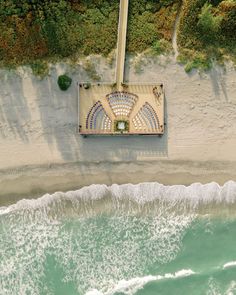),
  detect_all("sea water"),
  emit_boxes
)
[1,182,236,295]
